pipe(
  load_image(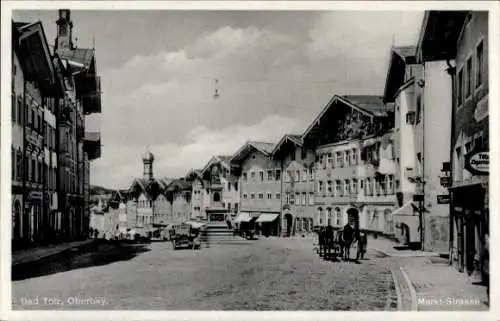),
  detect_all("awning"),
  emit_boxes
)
[184,221,206,229]
[234,212,253,223]
[256,213,279,223]
[392,201,418,216]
